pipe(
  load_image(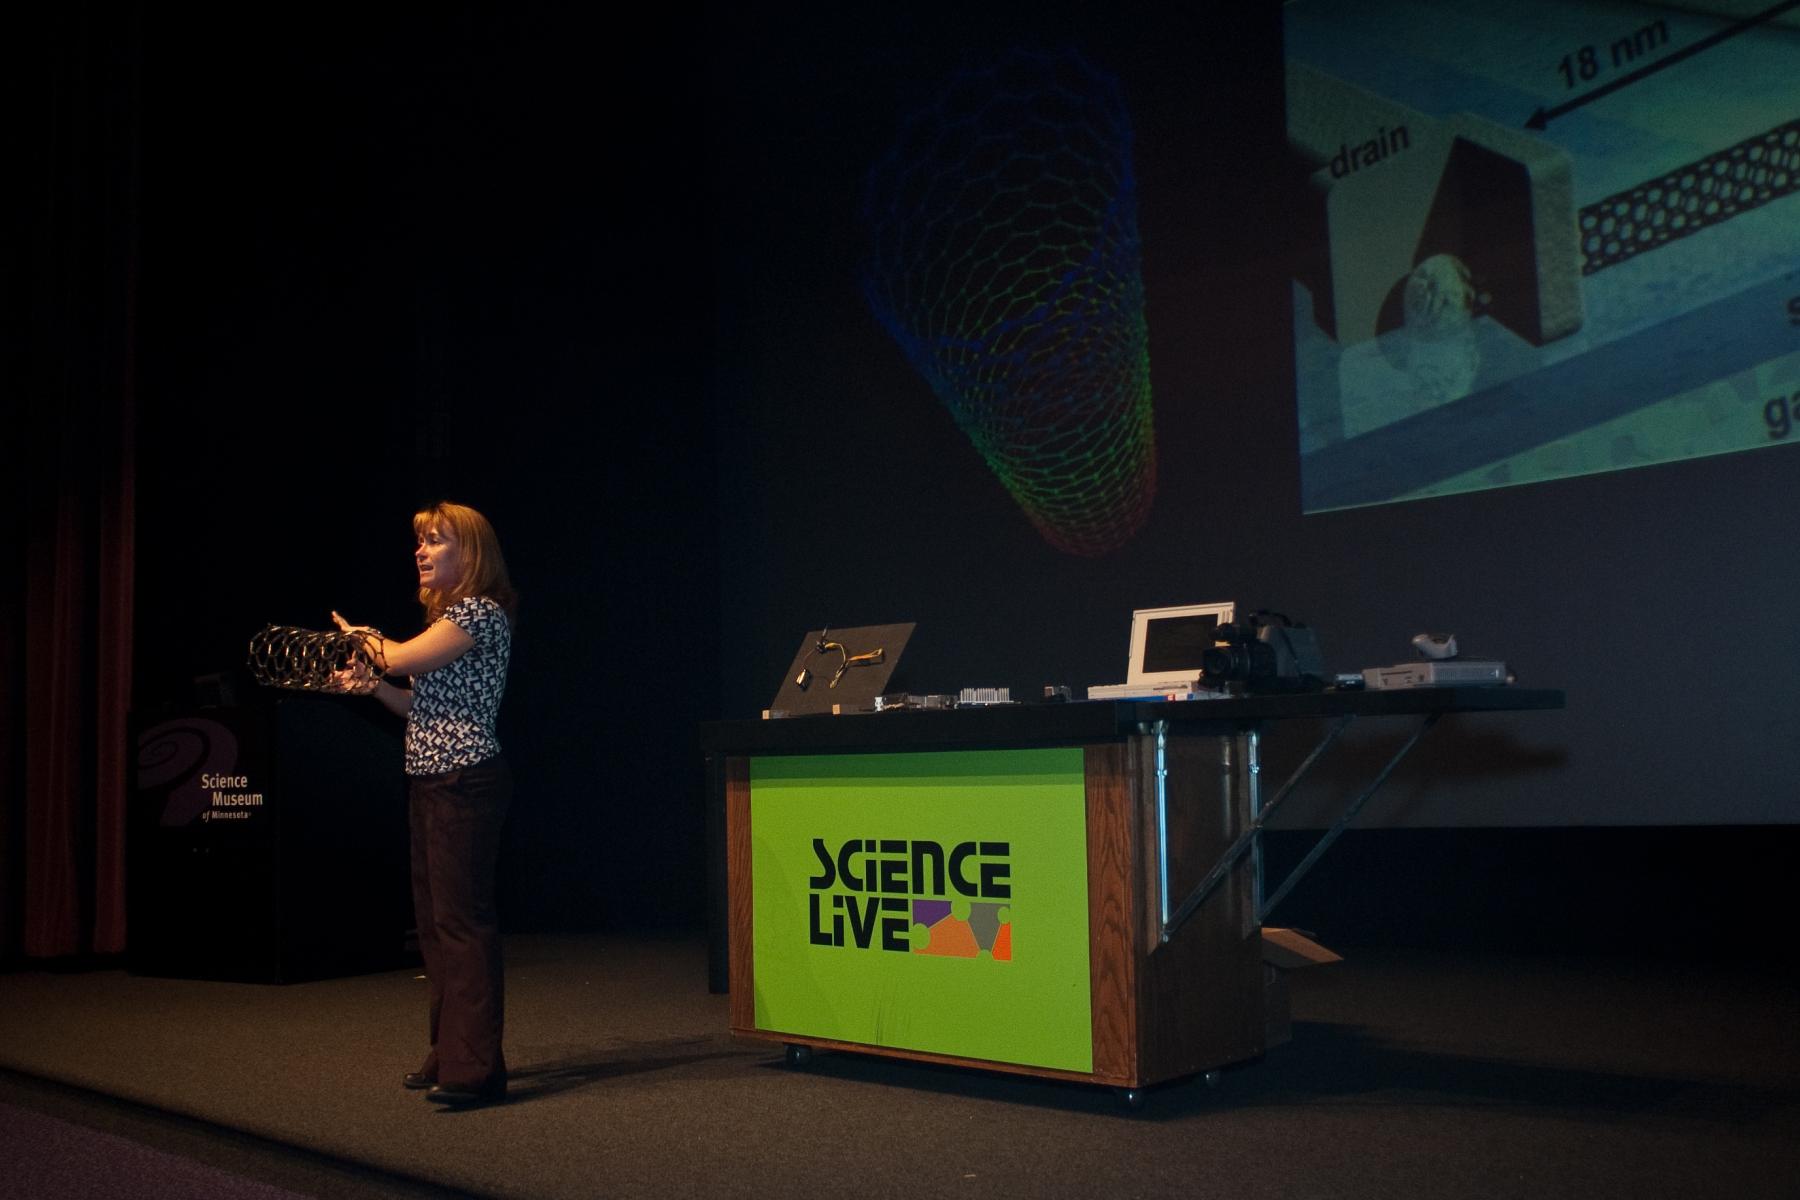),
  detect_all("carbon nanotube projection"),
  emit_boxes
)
[863,50,1154,556]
